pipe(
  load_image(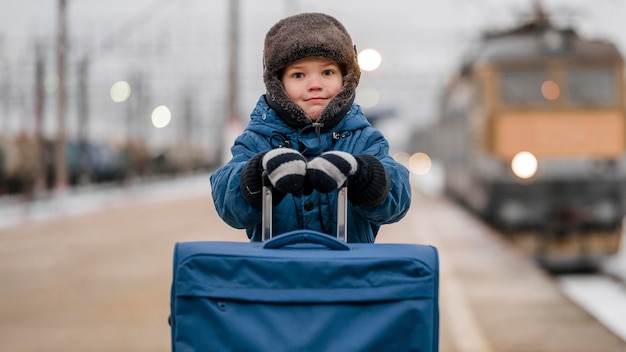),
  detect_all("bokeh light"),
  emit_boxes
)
[541,80,560,100]
[151,105,171,128]
[358,49,382,72]
[110,80,131,103]
[356,86,380,108]
[393,152,410,167]
[45,73,59,94]
[408,152,432,176]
